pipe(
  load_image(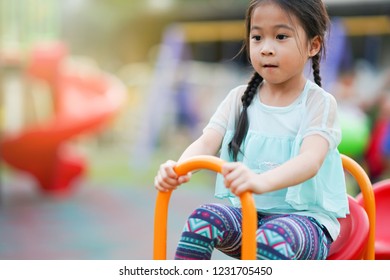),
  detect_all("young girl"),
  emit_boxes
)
[154,0,349,260]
